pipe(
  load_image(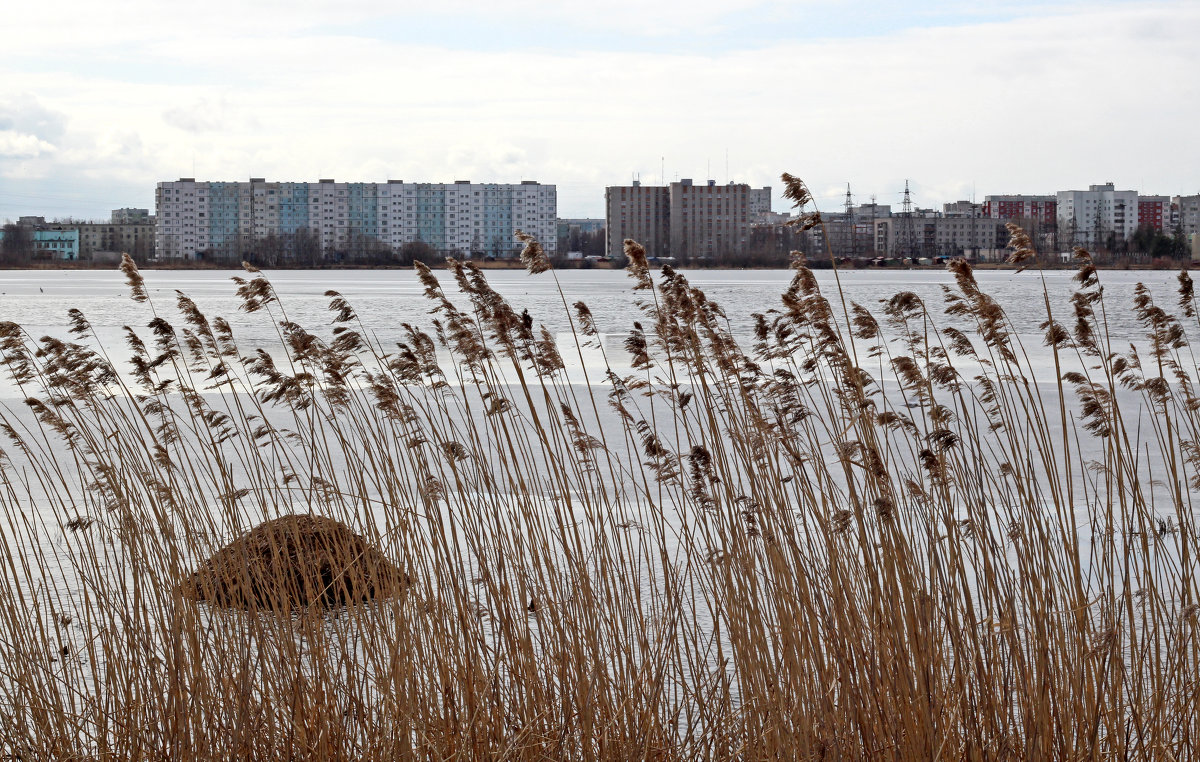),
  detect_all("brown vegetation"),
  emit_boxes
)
[0,192,1197,758]
[179,514,409,610]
